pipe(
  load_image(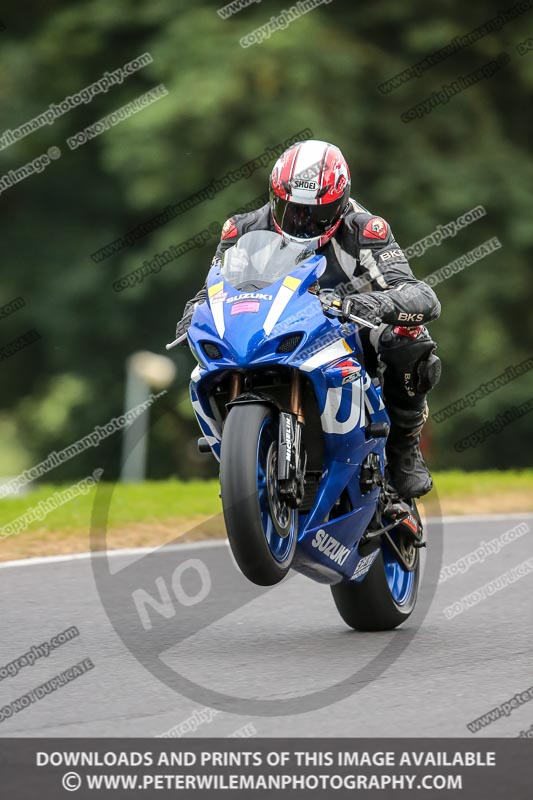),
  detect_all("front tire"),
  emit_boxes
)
[220,404,297,586]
